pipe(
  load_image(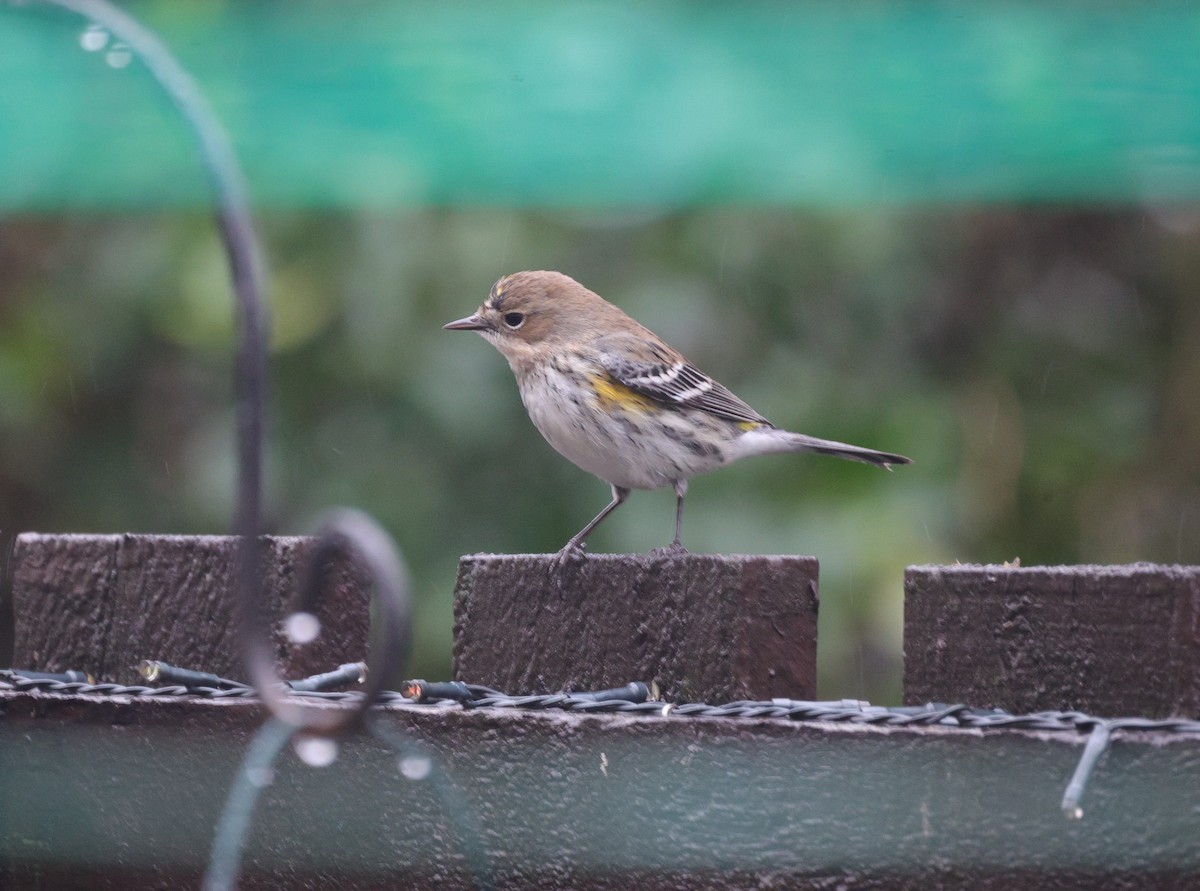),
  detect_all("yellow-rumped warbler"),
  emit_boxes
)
[445,270,911,556]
